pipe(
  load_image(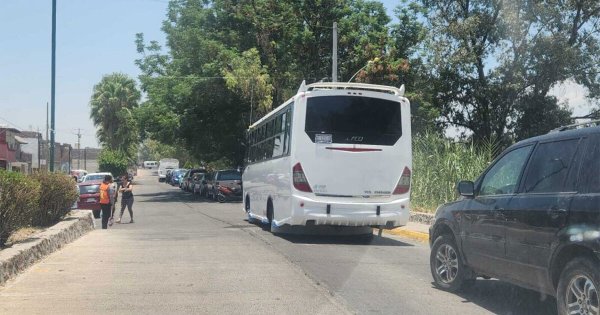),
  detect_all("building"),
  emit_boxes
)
[19,131,45,172]
[1,126,76,173]
[0,126,30,172]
